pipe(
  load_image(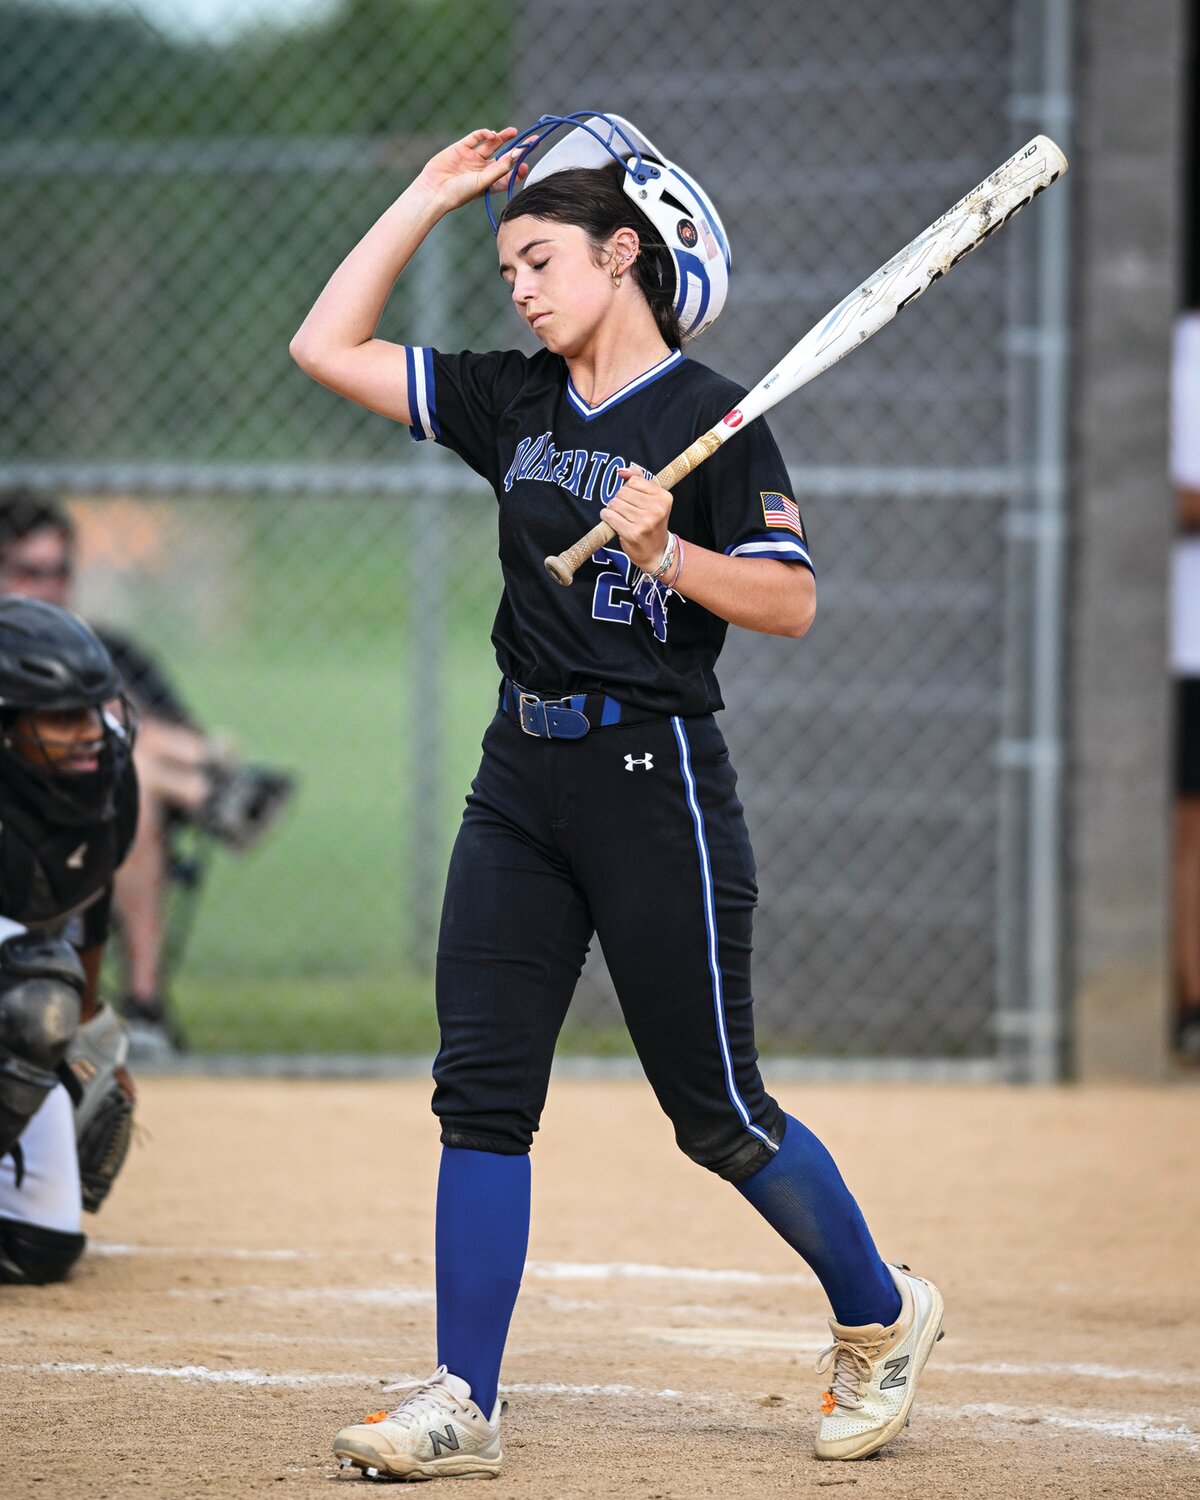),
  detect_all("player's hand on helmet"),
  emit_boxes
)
[417,128,530,210]
[601,469,673,576]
